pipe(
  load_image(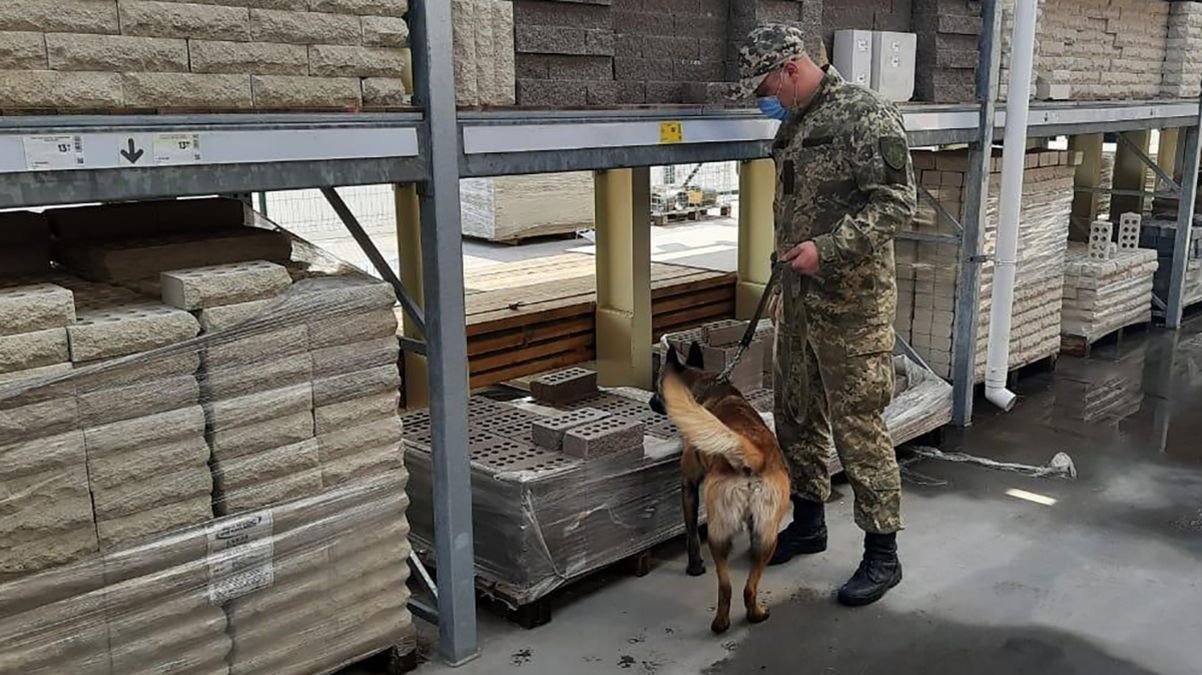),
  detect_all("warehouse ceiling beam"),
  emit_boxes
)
[320,186,427,337]
[1164,88,1202,330]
